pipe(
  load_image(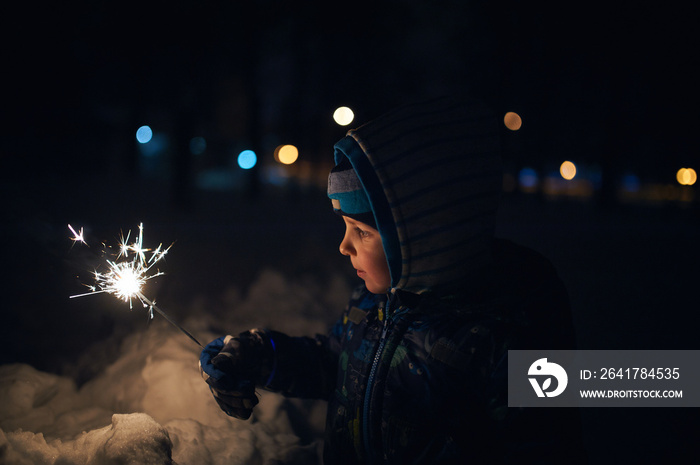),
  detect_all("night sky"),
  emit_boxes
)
[5,1,698,179]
